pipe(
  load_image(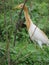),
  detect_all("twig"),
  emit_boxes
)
[13,0,28,46]
[15,52,32,64]
[9,0,14,25]
[3,0,10,65]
